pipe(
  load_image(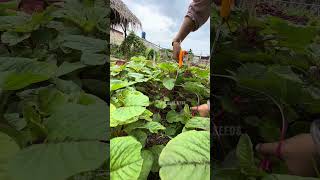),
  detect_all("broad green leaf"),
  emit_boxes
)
[185,117,210,131]
[158,62,177,73]
[190,67,209,79]
[1,32,30,46]
[0,57,57,90]
[81,52,107,65]
[123,90,149,107]
[110,136,143,180]
[124,121,147,133]
[183,81,209,97]
[148,145,165,172]
[8,141,107,180]
[264,16,318,53]
[13,7,54,33]
[111,106,146,127]
[111,64,125,76]
[139,109,153,121]
[52,78,82,94]
[4,113,27,131]
[183,104,191,116]
[59,35,107,53]
[0,132,20,180]
[143,121,166,133]
[56,0,107,33]
[162,78,175,90]
[38,88,68,115]
[154,100,167,109]
[110,80,135,91]
[236,134,254,169]
[55,61,86,77]
[166,110,185,123]
[270,66,303,83]
[0,15,29,31]
[77,93,106,106]
[129,130,148,147]
[128,72,145,80]
[138,150,154,180]
[235,63,310,105]
[159,130,210,180]
[45,103,107,141]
